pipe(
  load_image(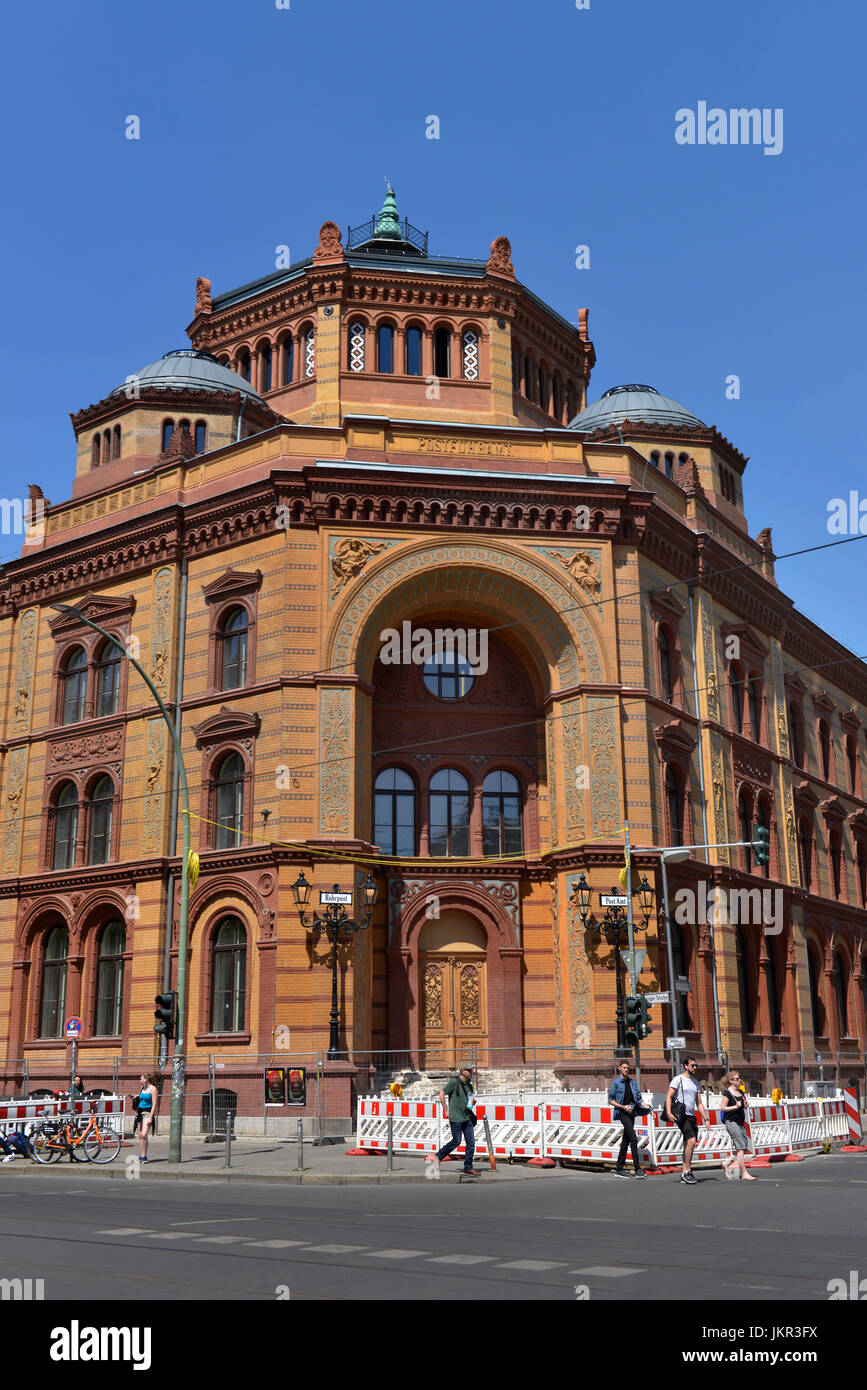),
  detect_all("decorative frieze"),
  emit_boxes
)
[12,608,37,735]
